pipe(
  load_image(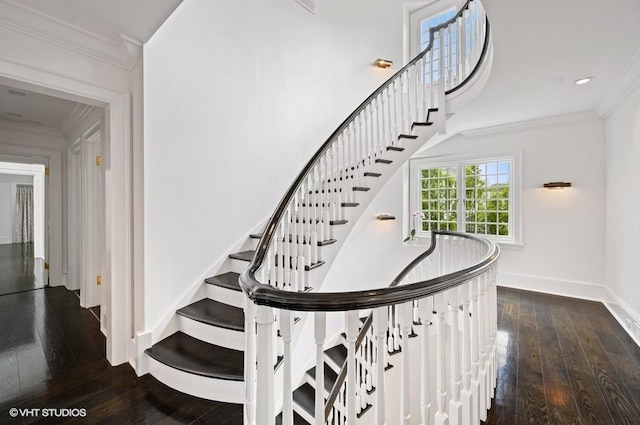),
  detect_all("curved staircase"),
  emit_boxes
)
[144,0,494,423]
